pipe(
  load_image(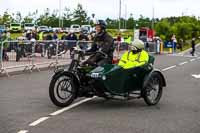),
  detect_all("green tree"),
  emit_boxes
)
[73,3,87,25]
[126,13,134,29]
[137,15,151,28]
[2,11,13,24]
[155,19,171,39]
